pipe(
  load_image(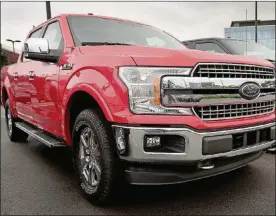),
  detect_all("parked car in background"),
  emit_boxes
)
[1,14,275,205]
[182,38,275,66]
[183,38,276,153]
